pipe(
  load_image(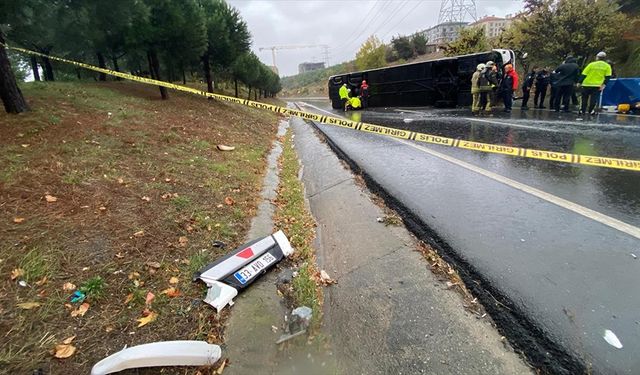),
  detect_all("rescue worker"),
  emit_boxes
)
[338,83,350,111]
[483,61,499,112]
[534,68,550,108]
[579,51,612,115]
[500,64,518,113]
[552,56,580,112]
[471,63,485,114]
[360,80,369,109]
[521,66,537,110]
[478,63,494,113]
